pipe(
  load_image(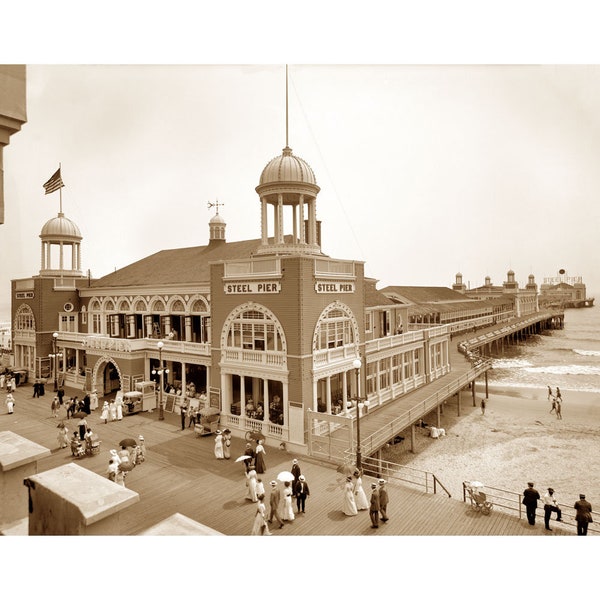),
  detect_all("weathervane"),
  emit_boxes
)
[207,199,224,214]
